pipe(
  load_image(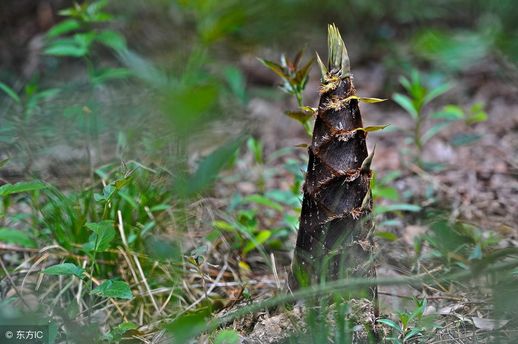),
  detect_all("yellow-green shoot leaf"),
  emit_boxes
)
[354,125,390,133]
[243,230,271,255]
[285,110,313,123]
[213,220,235,232]
[358,97,387,103]
[300,106,317,114]
[345,95,387,103]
